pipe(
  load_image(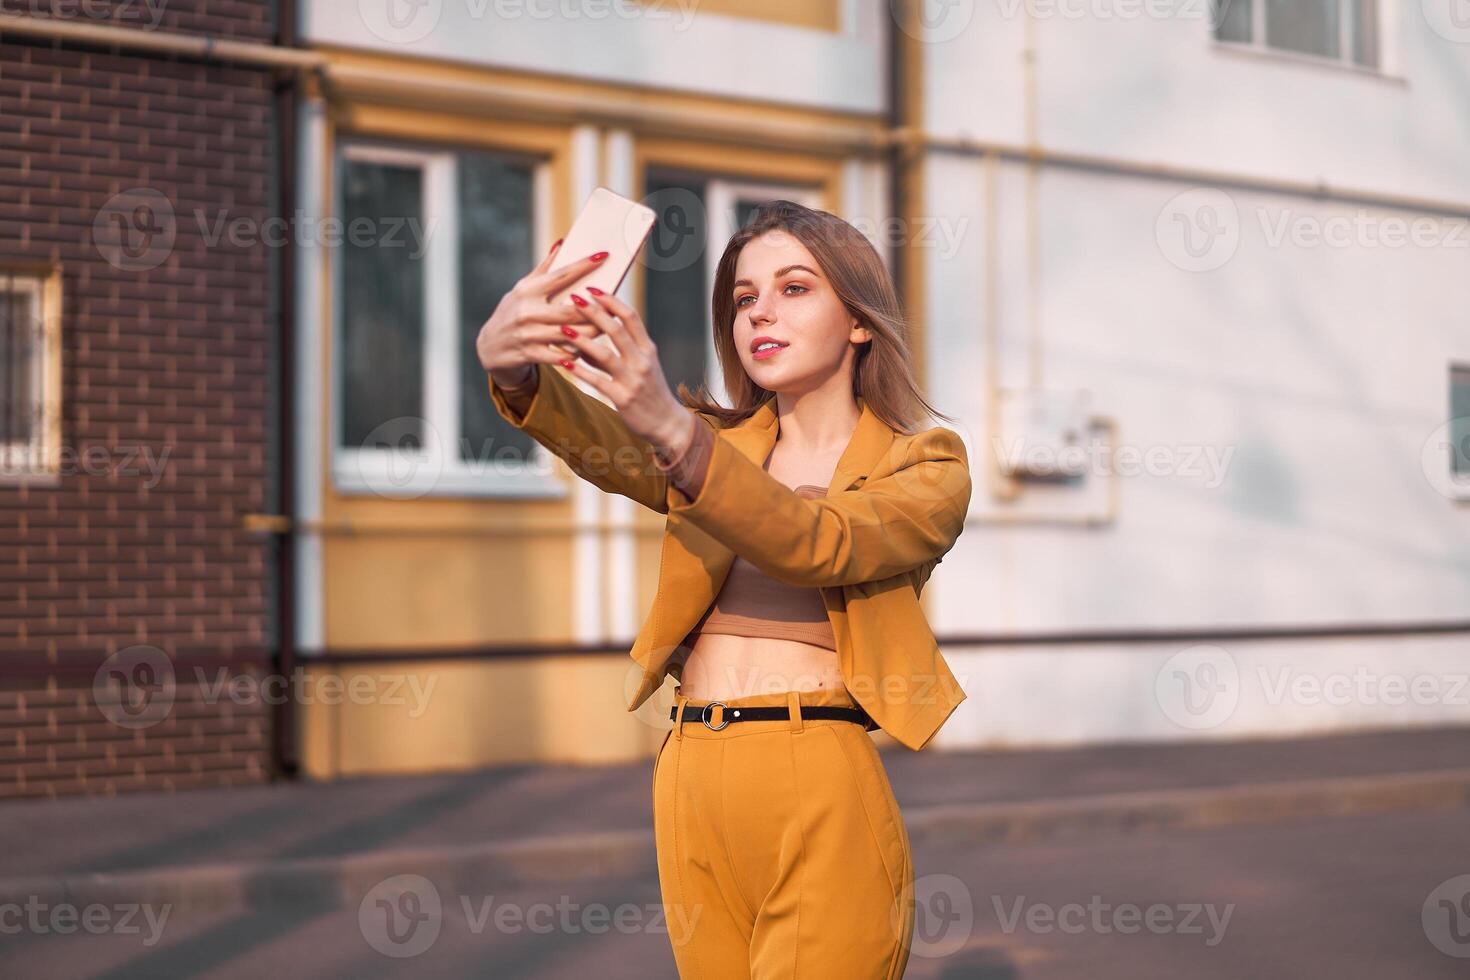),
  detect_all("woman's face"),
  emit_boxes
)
[730,229,870,392]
